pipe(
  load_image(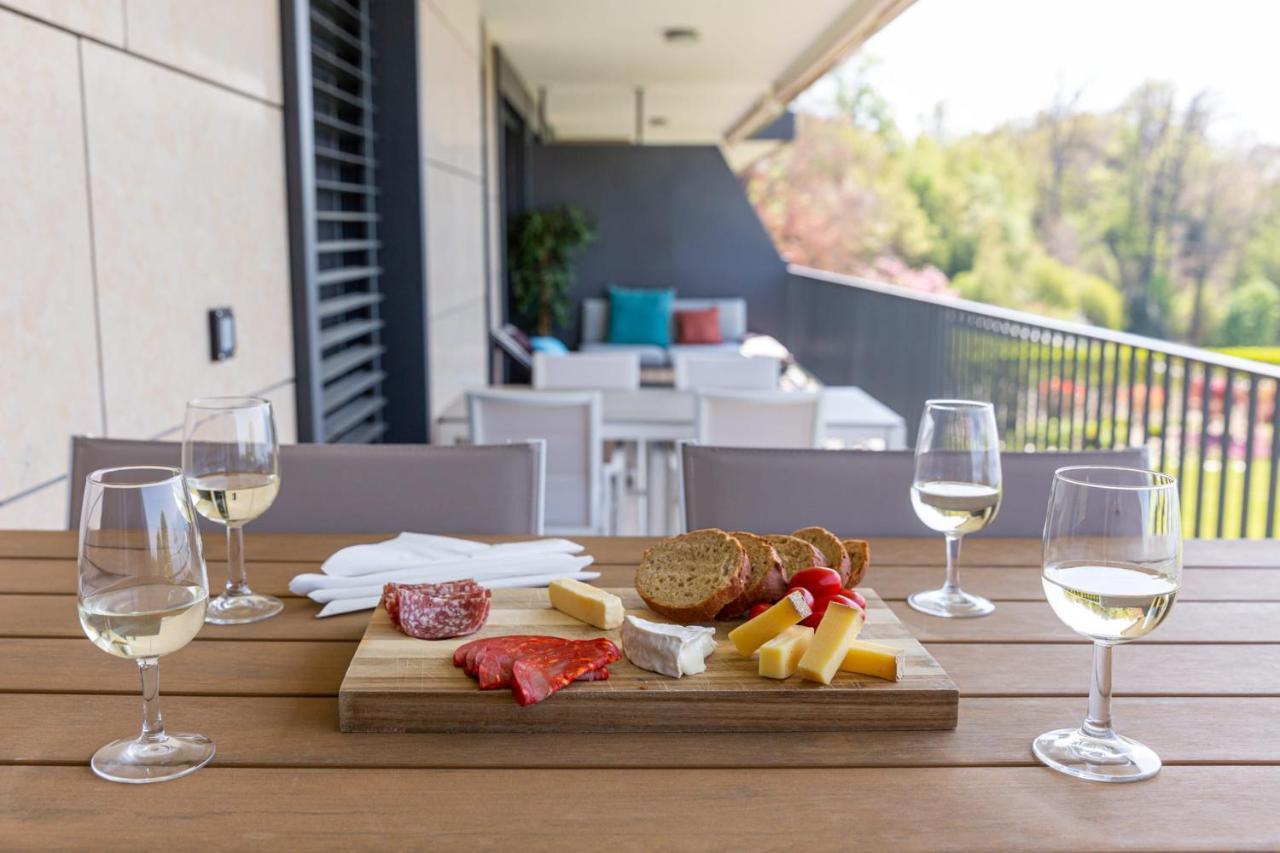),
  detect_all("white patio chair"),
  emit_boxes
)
[467,389,624,535]
[673,353,780,390]
[532,352,641,390]
[68,436,546,535]
[694,390,823,449]
[680,445,1150,536]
